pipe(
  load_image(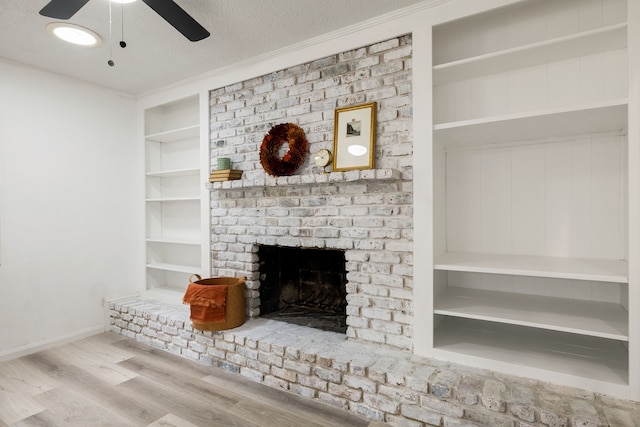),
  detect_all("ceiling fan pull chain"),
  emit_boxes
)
[120,2,126,48]
[107,0,114,66]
